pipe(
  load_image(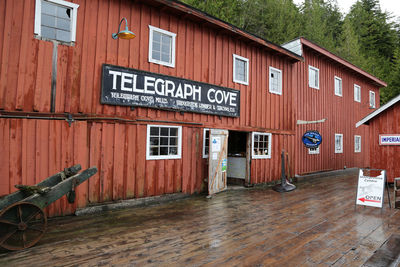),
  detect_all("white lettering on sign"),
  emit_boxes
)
[356,169,385,208]
[207,89,237,106]
[379,135,400,145]
[103,65,240,117]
